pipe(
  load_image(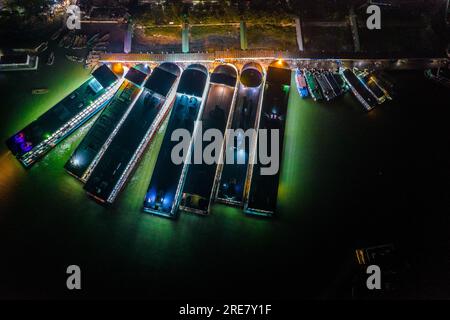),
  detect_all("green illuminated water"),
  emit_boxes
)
[1,56,450,299]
